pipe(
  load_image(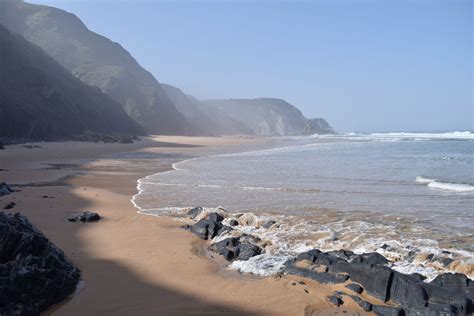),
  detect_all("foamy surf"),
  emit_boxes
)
[131,136,474,282]
[306,131,474,141]
[416,176,474,192]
